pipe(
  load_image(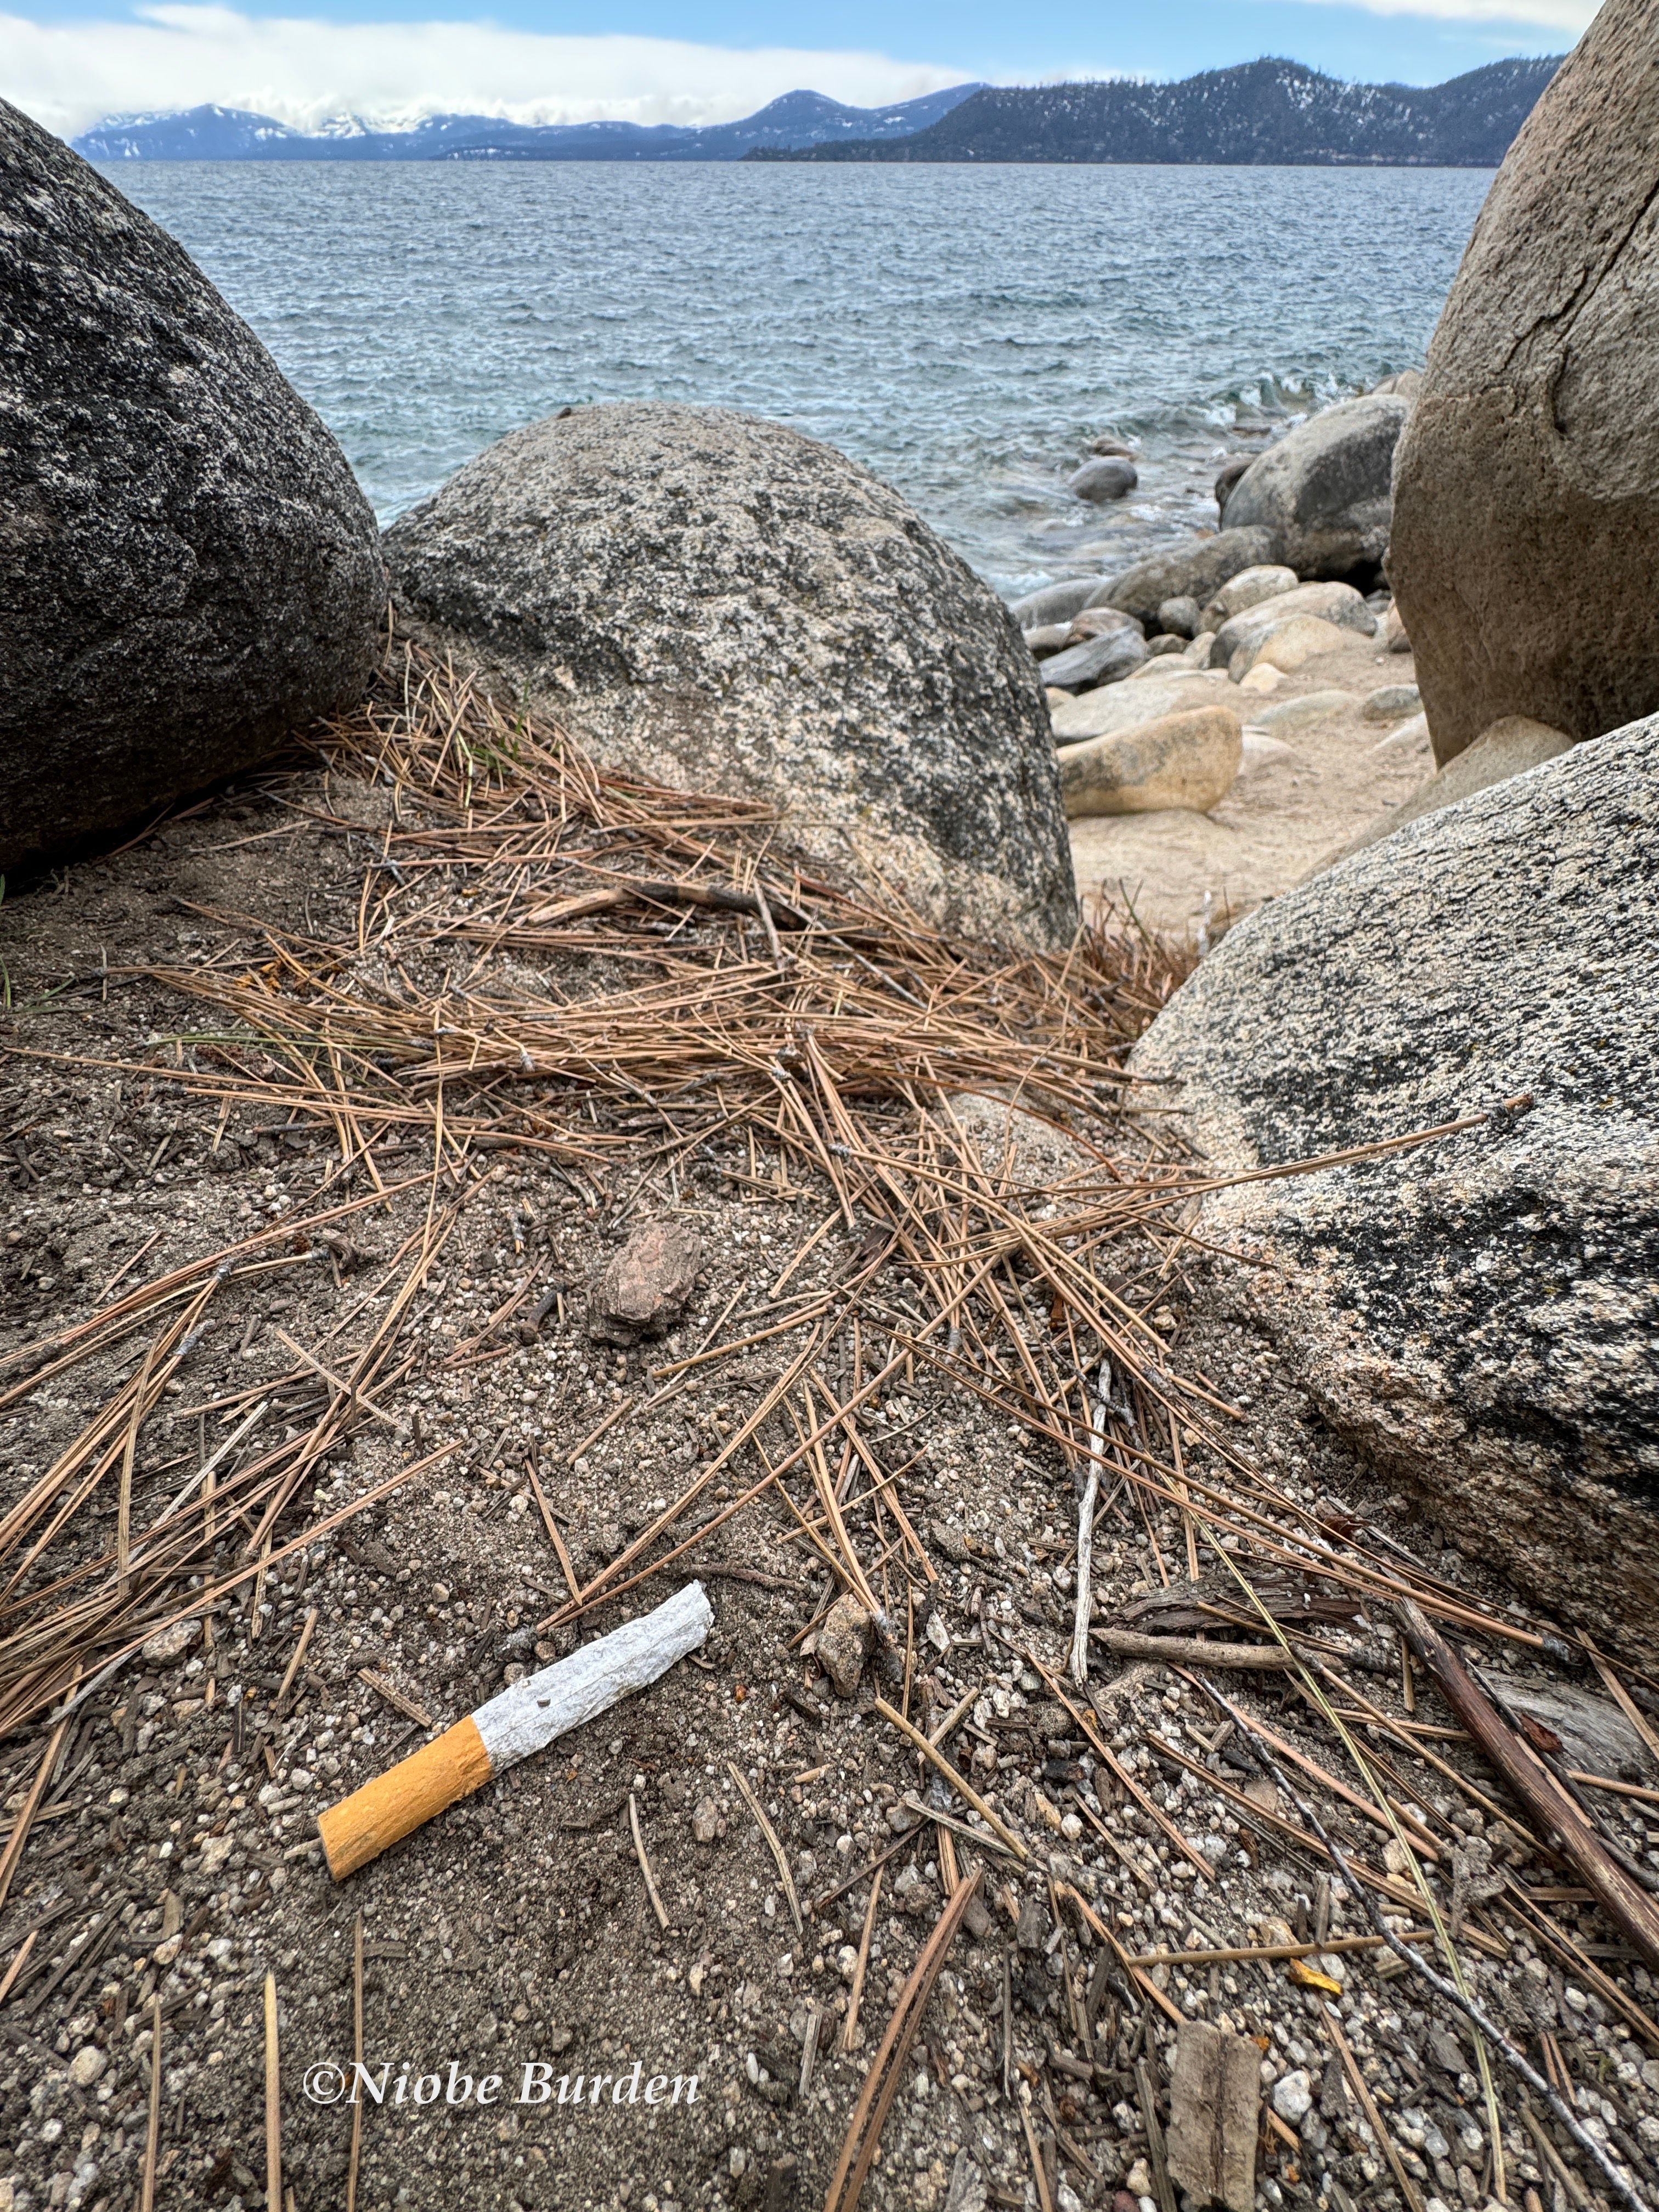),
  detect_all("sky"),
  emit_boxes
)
[4,0,1599,141]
